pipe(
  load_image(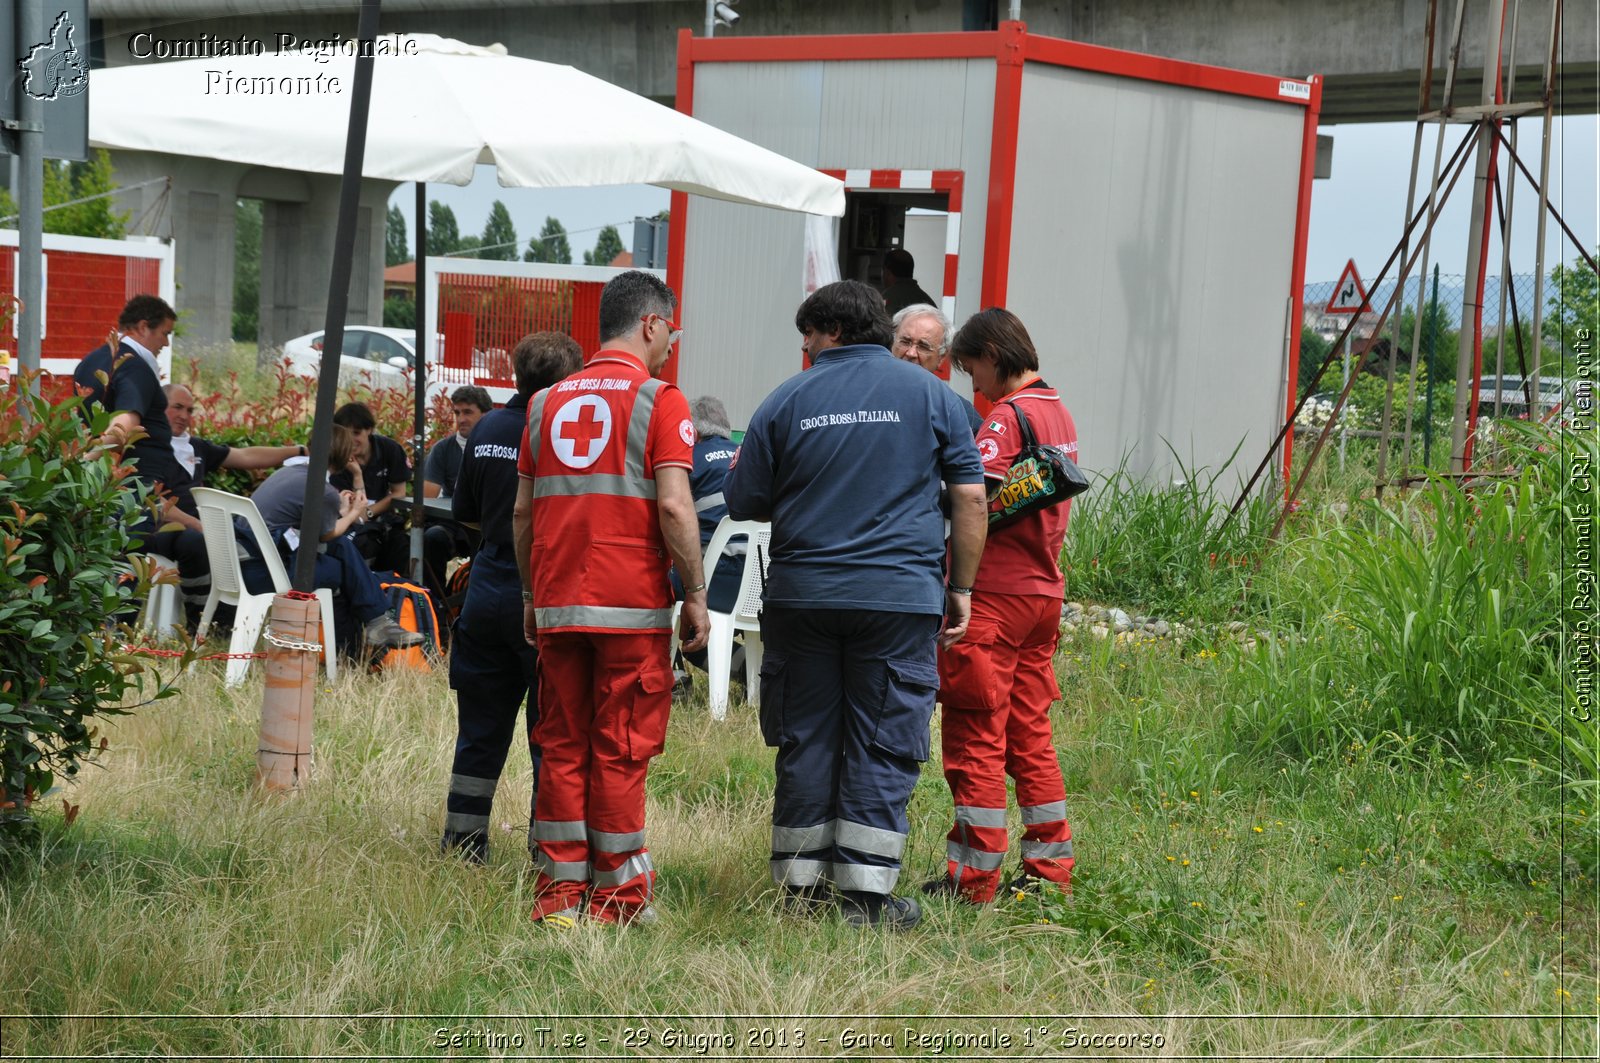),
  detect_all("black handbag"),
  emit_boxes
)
[986,399,1090,530]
